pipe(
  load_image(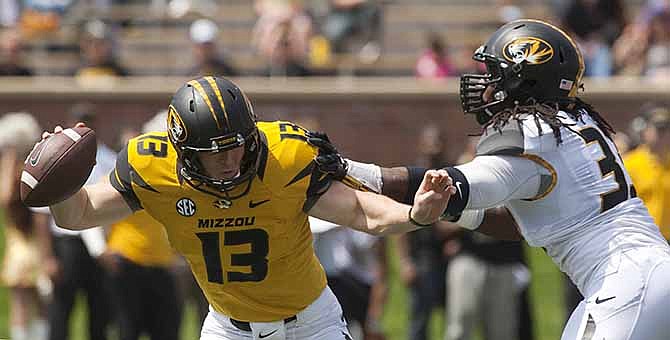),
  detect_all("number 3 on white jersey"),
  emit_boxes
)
[577,127,636,213]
